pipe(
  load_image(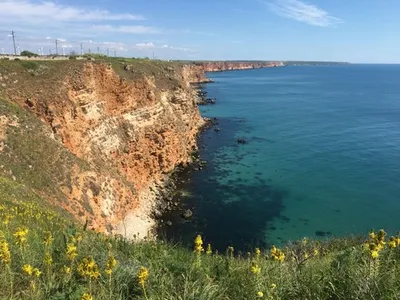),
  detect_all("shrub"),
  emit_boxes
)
[20,50,38,58]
